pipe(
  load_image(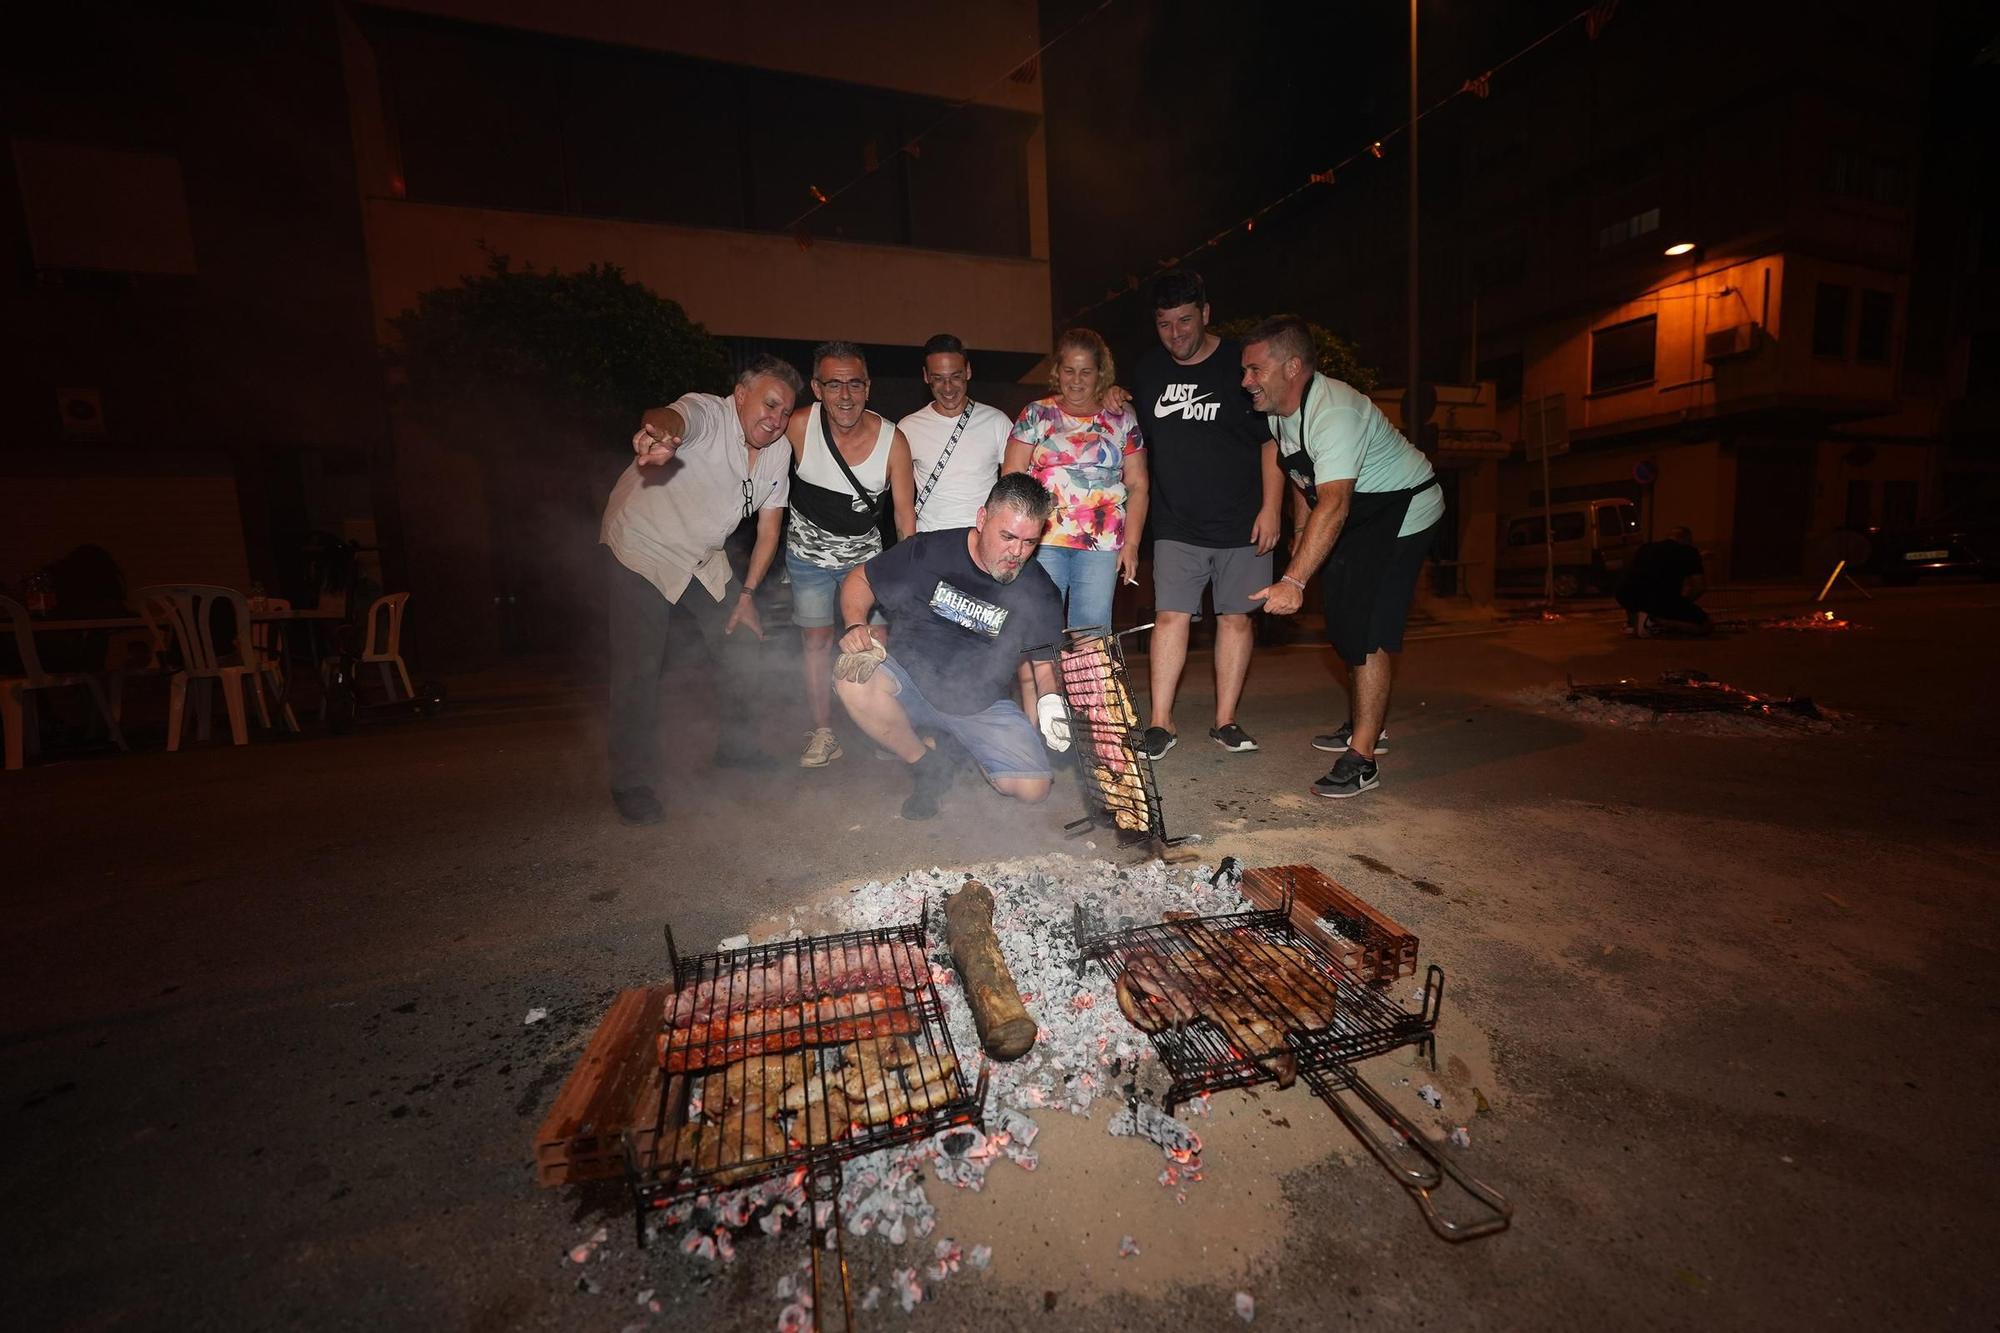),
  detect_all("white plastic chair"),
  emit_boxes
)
[0,595,128,770]
[360,592,414,701]
[136,584,299,750]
